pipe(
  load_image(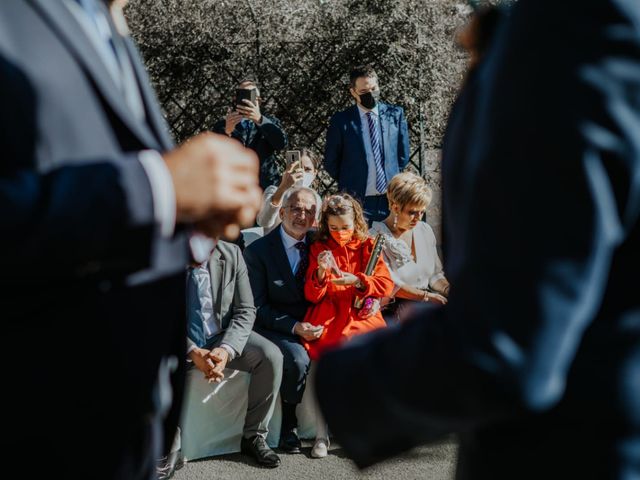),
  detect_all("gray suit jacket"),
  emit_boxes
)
[187,241,256,356]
